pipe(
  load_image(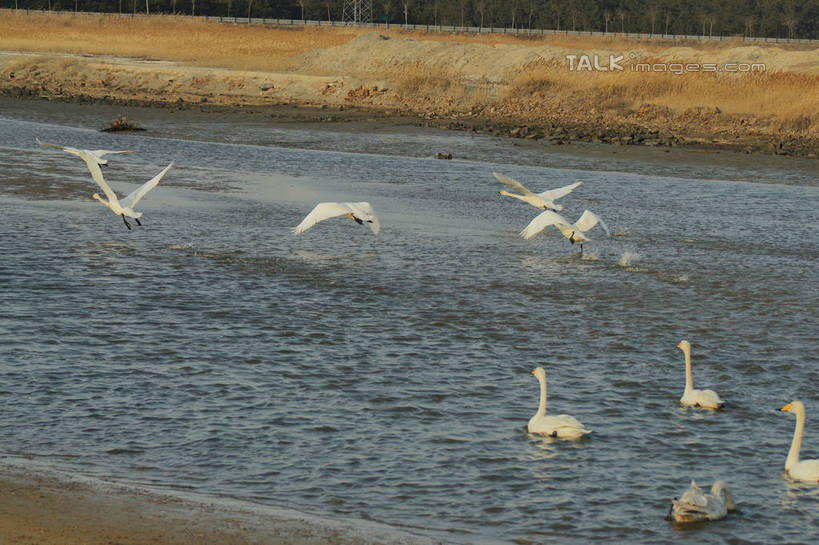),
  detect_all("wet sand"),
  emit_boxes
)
[0,460,441,545]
